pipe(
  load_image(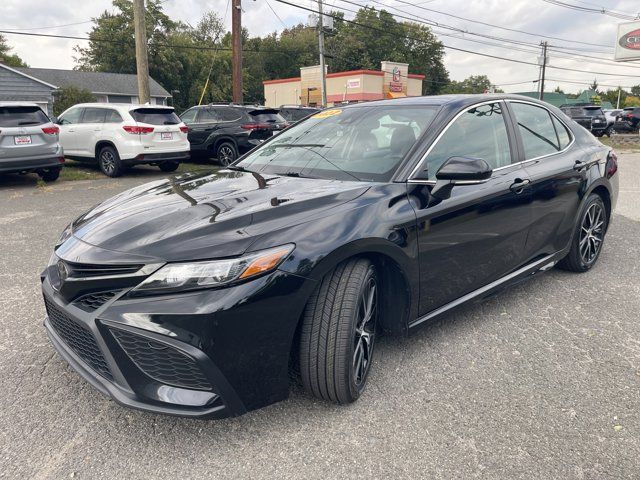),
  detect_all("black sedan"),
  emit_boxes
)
[41,95,619,418]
